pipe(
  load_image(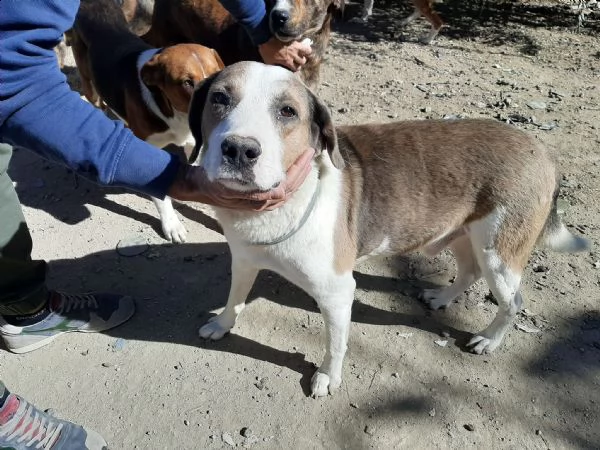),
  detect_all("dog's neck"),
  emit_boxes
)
[214,159,327,246]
